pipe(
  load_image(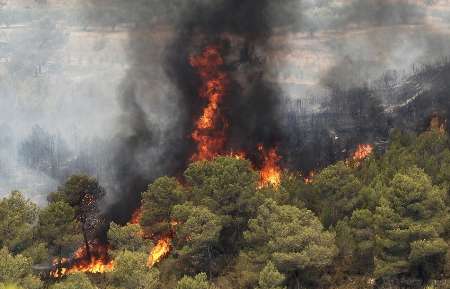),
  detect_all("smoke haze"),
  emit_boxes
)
[1,0,450,220]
